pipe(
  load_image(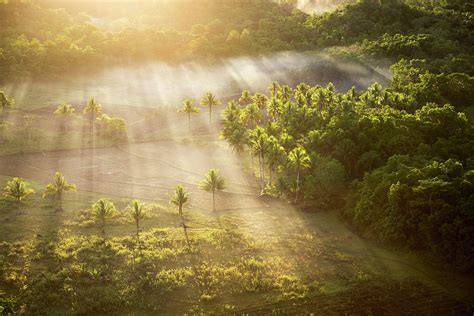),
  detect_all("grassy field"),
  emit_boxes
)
[1,132,473,314]
[1,75,472,314]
